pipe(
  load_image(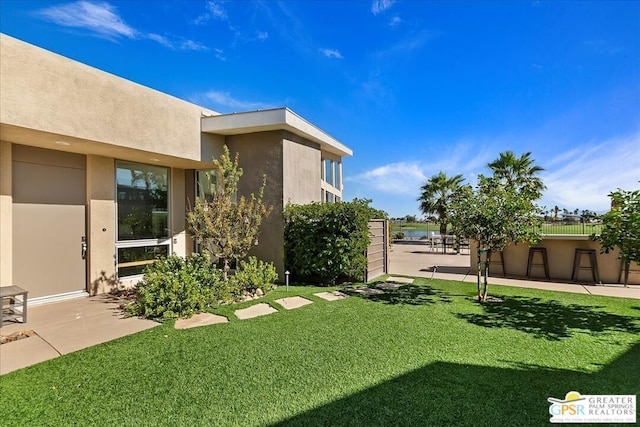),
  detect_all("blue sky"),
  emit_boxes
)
[1,0,638,217]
